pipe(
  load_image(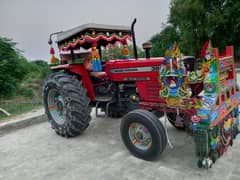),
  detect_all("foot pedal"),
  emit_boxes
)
[95,100,115,118]
[95,102,105,118]
[95,95,113,118]
[95,96,113,102]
